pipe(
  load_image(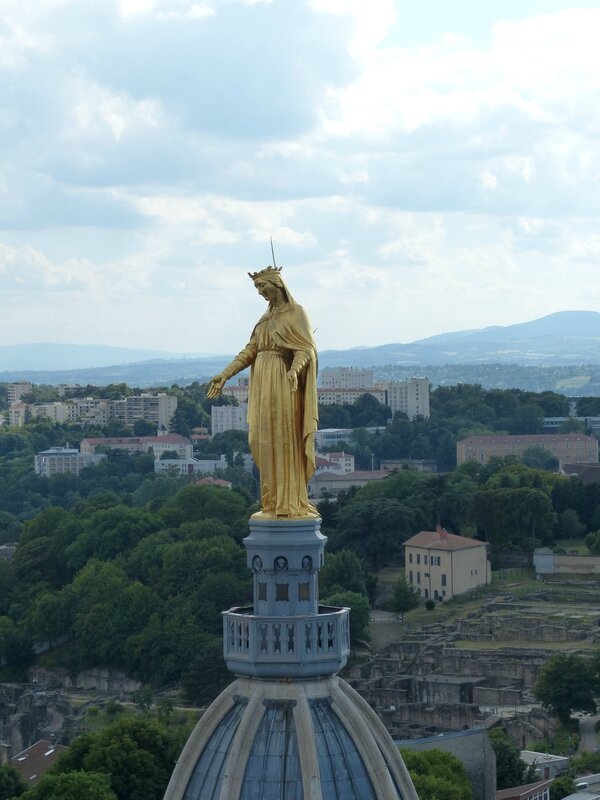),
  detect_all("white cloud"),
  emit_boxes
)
[0,1,599,352]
